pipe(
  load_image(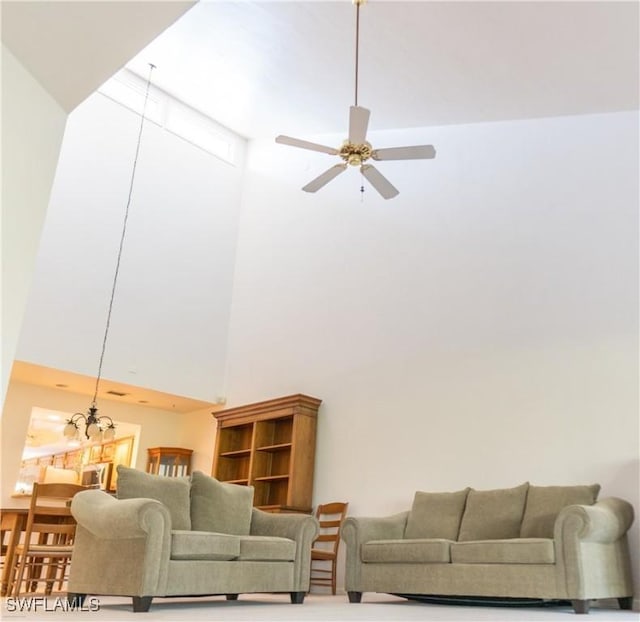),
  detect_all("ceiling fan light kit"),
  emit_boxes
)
[276,0,436,200]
